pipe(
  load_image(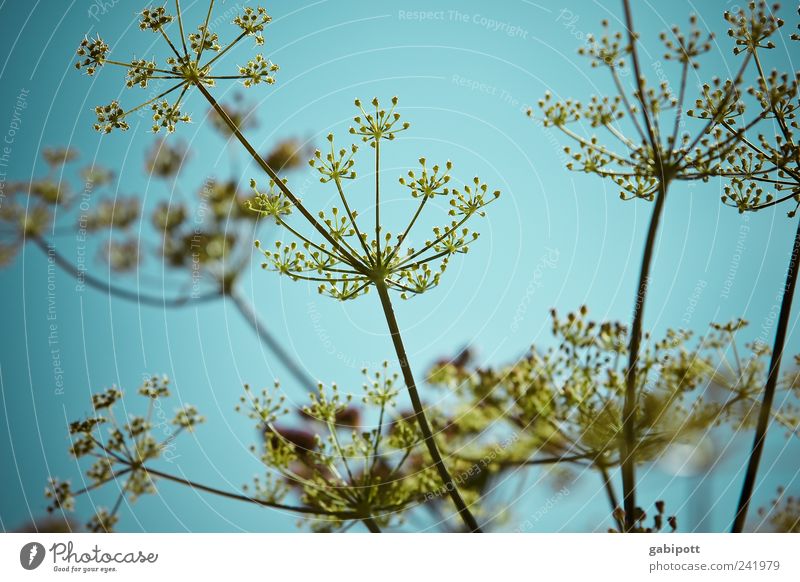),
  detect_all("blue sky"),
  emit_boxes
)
[1,0,798,532]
